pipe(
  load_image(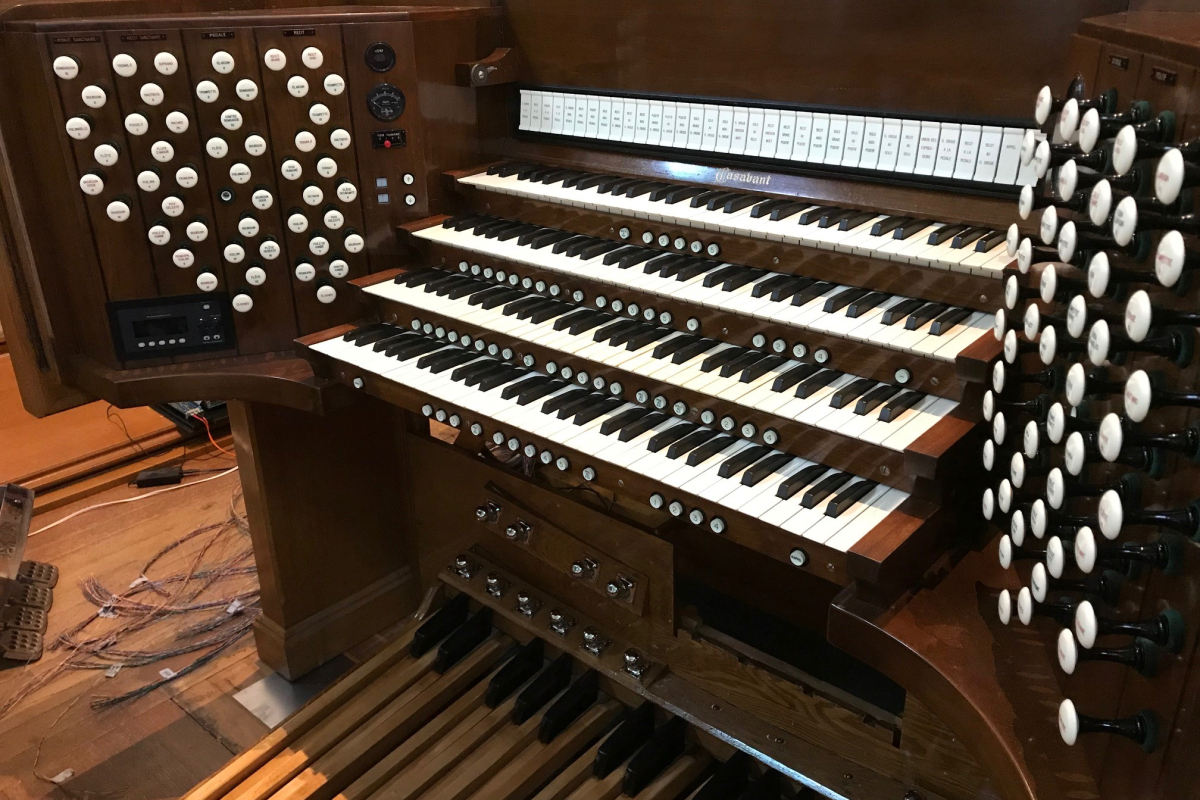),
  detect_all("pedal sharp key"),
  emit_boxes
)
[433,607,493,673]
[538,670,599,743]
[486,638,544,708]
[594,701,655,778]
[513,652,572,724]
[410,593,469,657]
